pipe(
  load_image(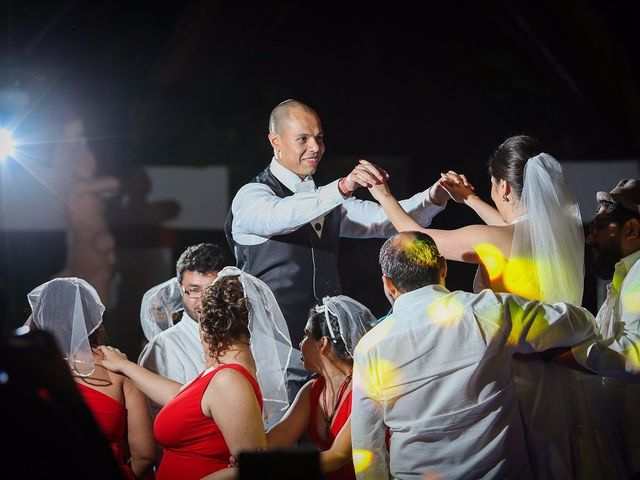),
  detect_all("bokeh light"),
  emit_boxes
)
[353,449,374,474]
[0,128,16,160]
